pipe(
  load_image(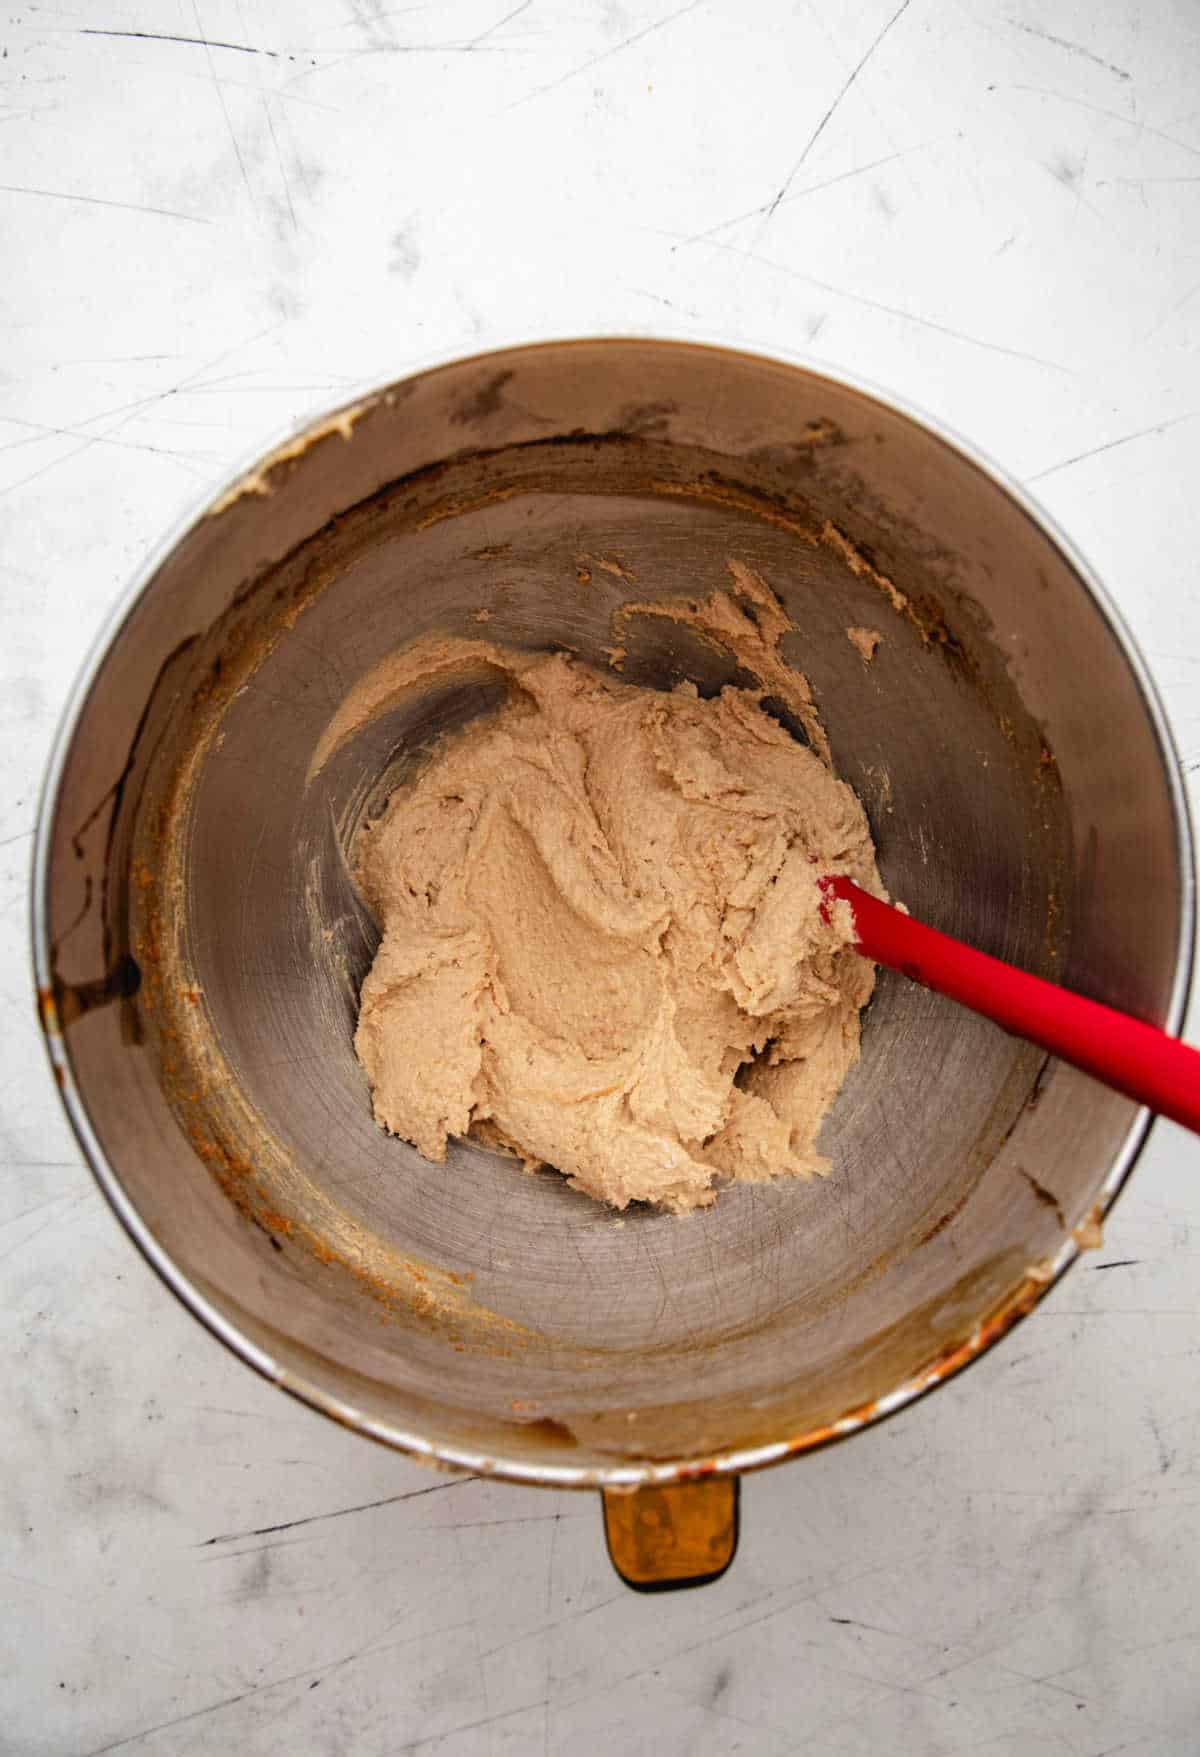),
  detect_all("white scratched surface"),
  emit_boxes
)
[3,3,1200,1753]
